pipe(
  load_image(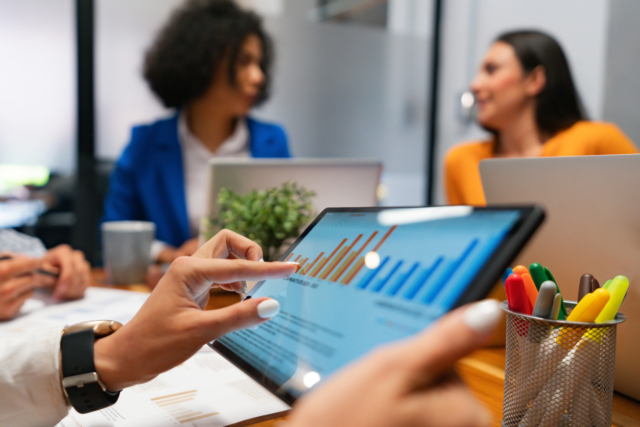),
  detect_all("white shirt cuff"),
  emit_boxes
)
[0,326,70,427]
